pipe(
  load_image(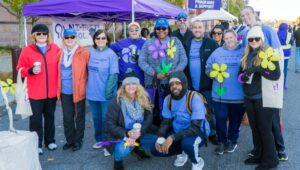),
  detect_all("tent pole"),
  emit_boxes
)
[24,16,28,46]
[123,22,127,38]
[132,0,135,22]
[113,23,116,42]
